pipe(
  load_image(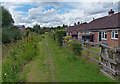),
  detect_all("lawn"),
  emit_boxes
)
[23,35,116,82]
